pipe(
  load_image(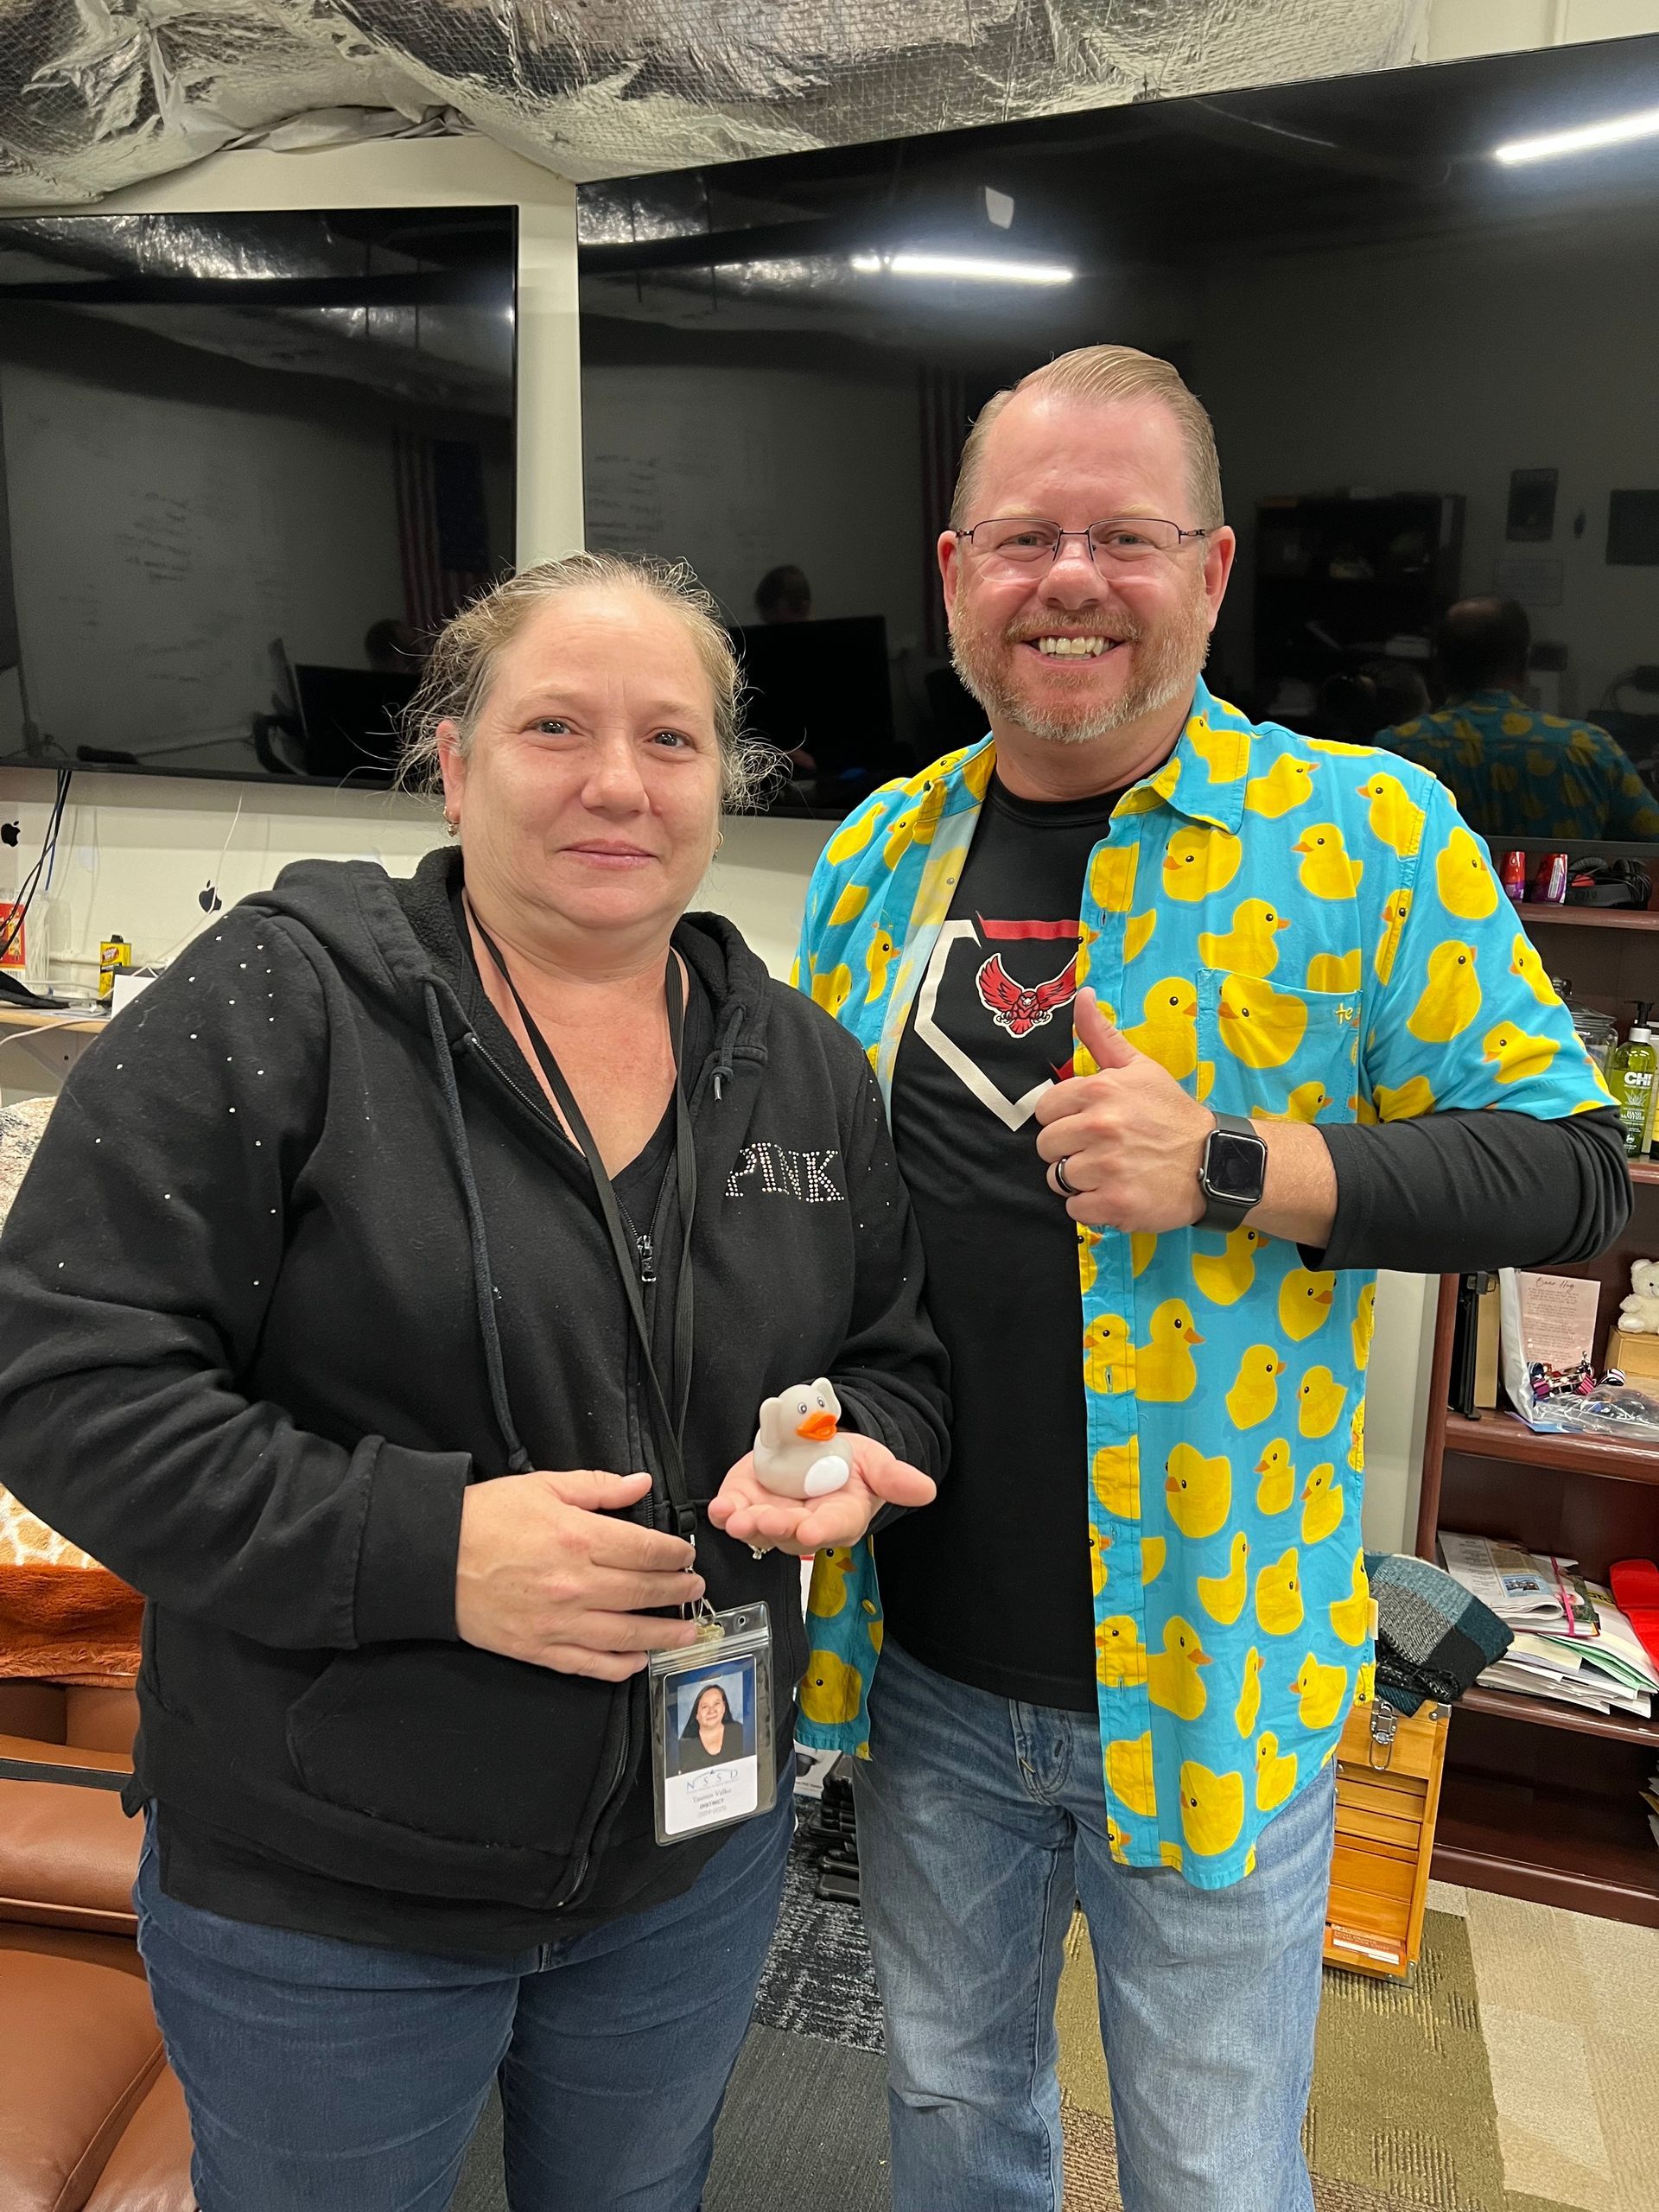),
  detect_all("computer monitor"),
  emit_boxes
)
[733,616,897,805]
